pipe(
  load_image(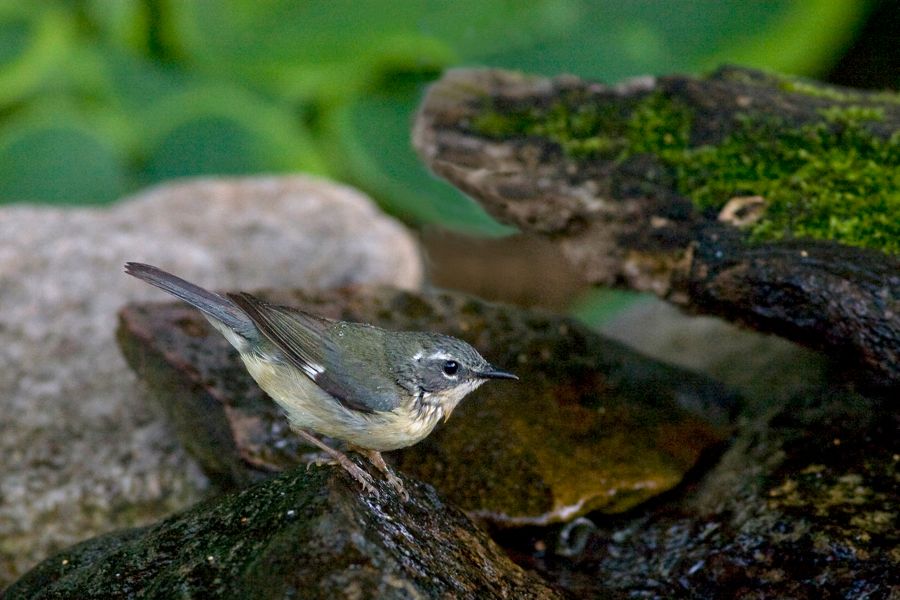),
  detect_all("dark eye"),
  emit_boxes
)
[442,360,459,376]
